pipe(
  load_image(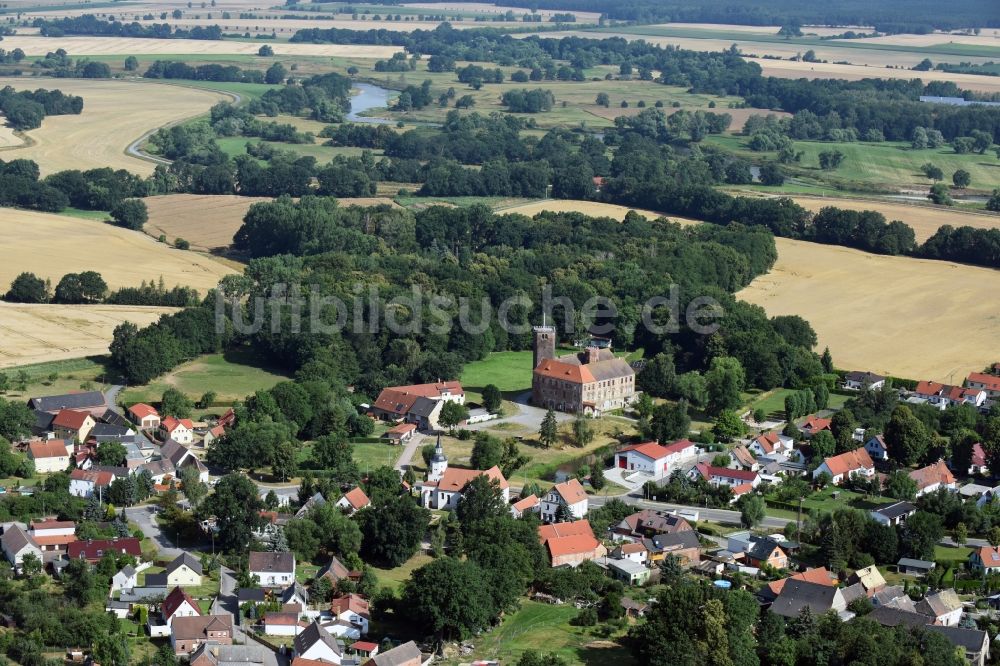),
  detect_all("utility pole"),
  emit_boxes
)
[797,496,804,544]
